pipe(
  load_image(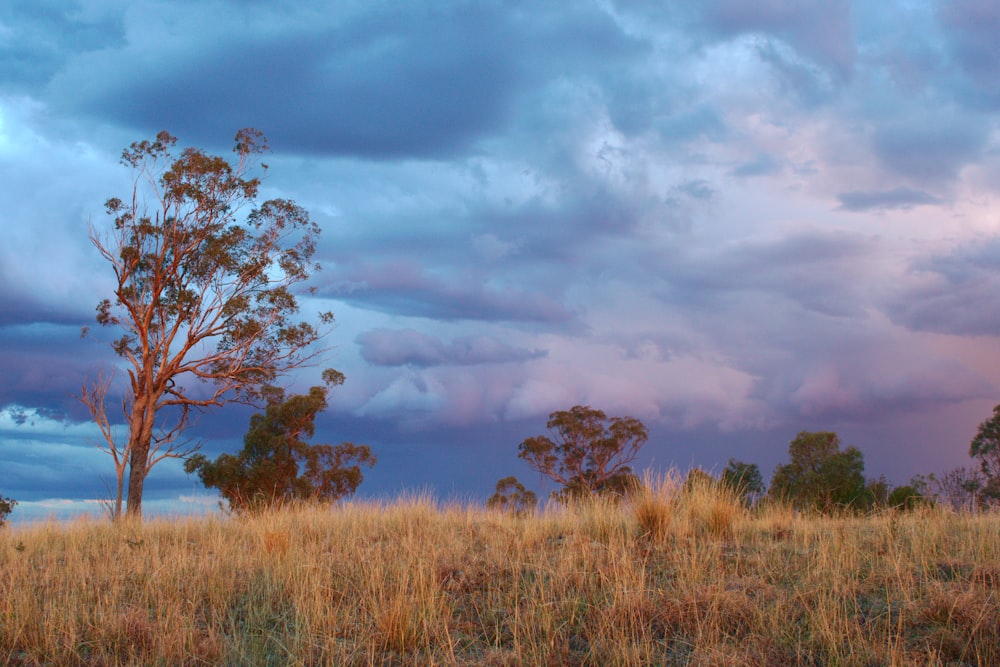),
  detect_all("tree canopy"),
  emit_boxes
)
[487,476,538,515]
[769,431,868,512]
[970,404,1000,501]
[185,370,375,513]
[518,405,646,502]
[86,129,331,518]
